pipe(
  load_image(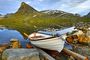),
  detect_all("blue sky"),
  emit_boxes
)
[0,0,90,15]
